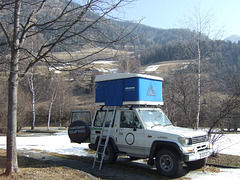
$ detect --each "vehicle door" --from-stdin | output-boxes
[90,109,117,143]
[116,110,145,156]
[71,110,92,124]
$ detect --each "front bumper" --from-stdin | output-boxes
[183,148,212,162]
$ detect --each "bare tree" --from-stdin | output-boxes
[5,0,21,175]
[0,0,136,175]
[27,68,36,130]
[180,4,217,129]
[46,74,68,130]
[119,54,141,73]
[165,68,199,128]
[47,89,57,130]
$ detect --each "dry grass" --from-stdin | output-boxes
[1,147,240,180]
[0,149,92,180]
[208,153,240,167]
[52,48,129,61]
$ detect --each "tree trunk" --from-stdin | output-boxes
[6,0,21,175]
[28,71,36,130]
[47,101,53,131]
[47,92,56,131]
[196,36,201,130]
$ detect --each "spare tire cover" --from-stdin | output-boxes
[68,120,90,143]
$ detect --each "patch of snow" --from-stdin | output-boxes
[54,70,61,74]
[212,134,240,156]
[1,133,240,156]
[180,64,189,70]
[145,65,160,71]
[93,61,115,64]
[0,133,240,178]
[96,68,118,73]
[0,133,89,156]
[184,168,240,179]
[145,61,193,72]
[65,78,74,82]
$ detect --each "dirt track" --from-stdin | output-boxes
[17,149,177,180]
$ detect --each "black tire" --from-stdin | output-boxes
[98,144,117,164]
[68,120,90,143]
[155,149,183,177]
[186,158,207,170]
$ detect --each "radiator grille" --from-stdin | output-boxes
[192,135,208,144]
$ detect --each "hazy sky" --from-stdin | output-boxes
[114,0,240,39]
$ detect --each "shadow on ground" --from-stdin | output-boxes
[17,150,191,180]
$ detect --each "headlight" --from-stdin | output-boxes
[178,137,192,146]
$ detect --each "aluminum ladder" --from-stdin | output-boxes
[92,106,116,170]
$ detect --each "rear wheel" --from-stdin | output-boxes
[155,149,183,177]
[98,144,117,164]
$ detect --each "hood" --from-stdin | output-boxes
[148,125,207,138]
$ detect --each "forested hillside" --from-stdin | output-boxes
[0,0,240,132]
[140,40,240,69]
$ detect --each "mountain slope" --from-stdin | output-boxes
[0,0,196,52]
[224,35,240,43]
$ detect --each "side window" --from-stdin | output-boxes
[94,110,114,127]
[120,111,142,129]
[71,111,92,124]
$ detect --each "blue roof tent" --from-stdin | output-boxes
[95,73,164,106]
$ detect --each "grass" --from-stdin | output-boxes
[208,153,240,167]
[0,149,93,180]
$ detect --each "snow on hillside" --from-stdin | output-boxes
[145,65,161,71]
[144,60,193,73]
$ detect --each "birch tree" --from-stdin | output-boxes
[0,0,136,175]
[27,68,36,130]
[47,89,57,131]
[181,5,216,129]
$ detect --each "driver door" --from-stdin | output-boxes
[116,110,145,155]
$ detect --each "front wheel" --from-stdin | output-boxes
[98,144,117,164]
[155,149,183,177]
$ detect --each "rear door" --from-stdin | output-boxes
[90,109,117,144]
[71,110,92,124]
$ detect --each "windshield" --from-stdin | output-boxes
[137,109,172,128]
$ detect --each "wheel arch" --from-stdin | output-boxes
[148,140,183,166]
[94,136,119,153]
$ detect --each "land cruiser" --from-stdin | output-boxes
[68,73,212,177]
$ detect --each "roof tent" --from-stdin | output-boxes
[95,73,163,106]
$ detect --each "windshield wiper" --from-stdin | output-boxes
[151,124,162,128]
[163,124,172,127]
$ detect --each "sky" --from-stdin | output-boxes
[113,0,240,39]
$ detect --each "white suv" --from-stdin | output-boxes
[68,106,212,177]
